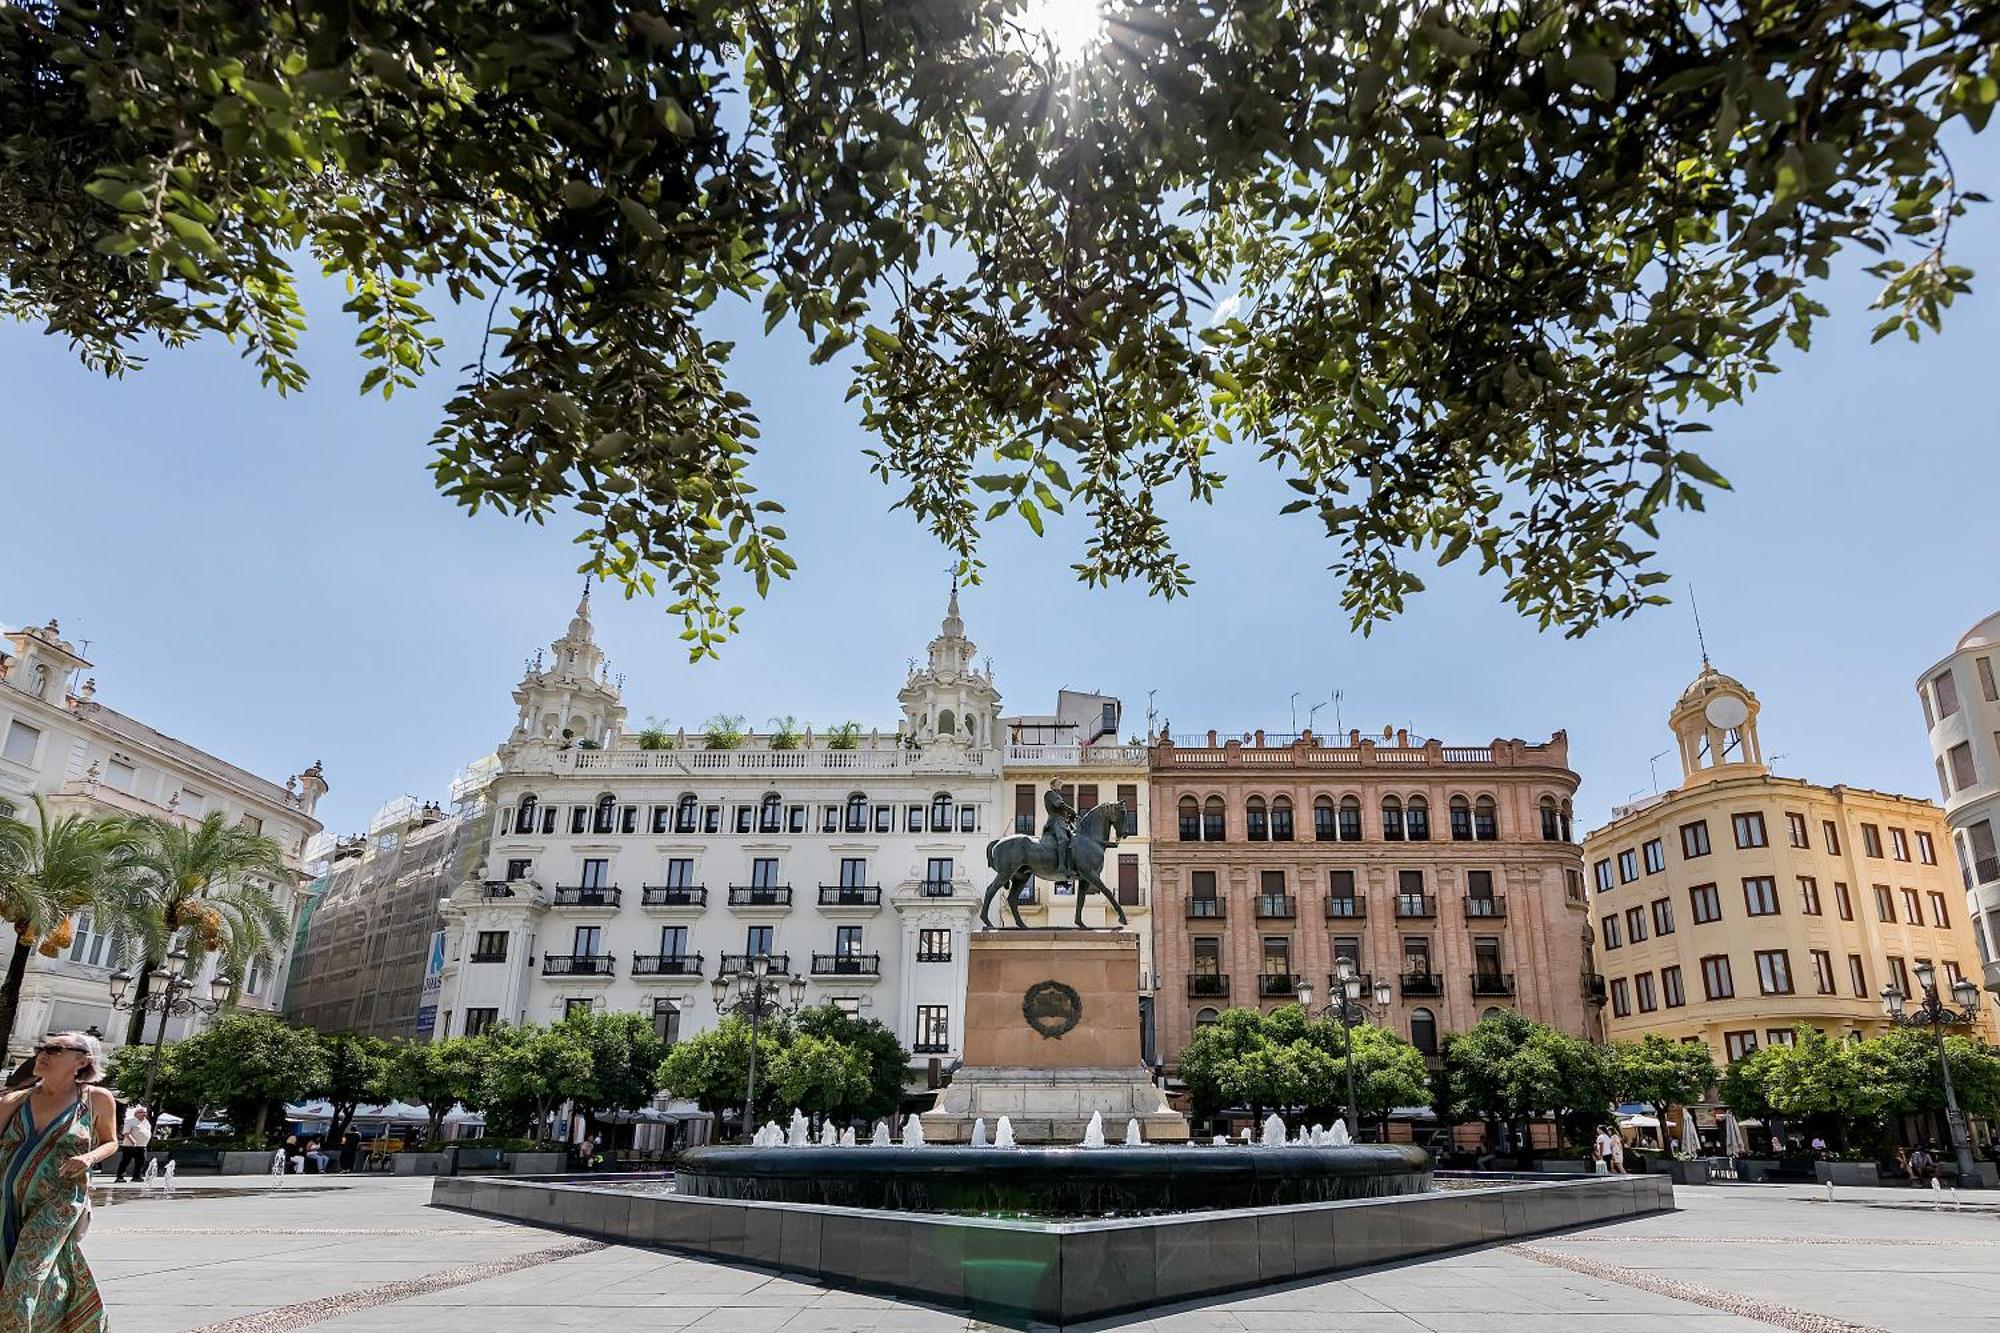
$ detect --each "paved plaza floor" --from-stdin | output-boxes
[78,1174,2000,1333]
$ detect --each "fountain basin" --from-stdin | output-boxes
[672,1143,1430,1214]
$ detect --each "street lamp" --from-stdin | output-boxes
[1296,959,1395,1140]
[710,953,807,1142]
[109,948,234,1115]
[1881,959,1984,1187]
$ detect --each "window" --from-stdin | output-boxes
[564,997,593,1019]
[1540,798,1565,841]
[1785,813,1809,849]
[1409,1007,1438,1055]
[1890,828,1911,862]
[1949,742,1978,794]
[1861,823,1883,858]
[746,925,775,957]
[652,999,682,1045]
[1610,978,1631,1017]
[1,720,40,765]
[1403,936,1432,977]
[463,1008,499,1037]
[1326,869,1359,916]
[1811,950,1835,995]
[659,926,688,957]
[669,794,696,833]
[1192,937,1221,978]
[1822,820,1841,855]
[1701,954,1734,999]
[1624,905,1647,944]
[1270,797,1294,842]
[1203,797,1226,841]
[1918,831,1936,865]
[1381,798,1404,841]
[915,1005,951,1054]
[1405,797,1429,841]
[1332,936,1362,974]
[1315,798,1338,842]
[1642,839,1665,875]
[506,858,533,882]
[1742,877,1779,916]
[926,856,954,890]
[1340,797,1364,841]
[579,858,610,889]
[1902,887,1921,924]
[472,931,508,962]
[1194,1007,1220,1030]
[835,925,864,957]
[1848,954,1867,997]
[1566,868,1586,904]
[874,804,893,833]
[1834,881,1853,920]
[1178,797,1200,842]
[1732,812,1768,849]
[1765,1028,1797,1048]
[663,857,695,888]
[839,857,868,888]
[1788,876,1818,915]
[1474,797,1498,841]
[845,793,868,833]
[930,792,954,832]
[1889,956,1911,997]
[1724,1031,1759,1062]
[1116,785,1138,835]
[1935,669,1962,719]
[1929,891,1951,928]
[1593,860,1614,892]
[592,794,617,834]
[1118,854,1140,906]
[1874,885,1895,922]
[1601,914,1622,949]
[1262,936,1292,980]
[1190,870,1219,910]
[1246,796,1269,842]
[918,929,952,962]
[1629,971,1654,1012]
[1661,965,1685,1007]
[513,794,538,834]
[1652,897,1675,935]
[572,924,603,956]
[732,804,753,834]
[1681,821,1711,859]
[1449,797,1472,841]
[1755,950,1793,995]
[1617,849,1638,883]
[1946,960,1966,988]
[1690,883,1722,924]
[1980,657,2000,703]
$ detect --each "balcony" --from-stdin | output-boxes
[913,1040,951,1055]
[632,953,703,977]
[1471,972,1516,997]
[1015,814,1035,834]
[817,885,882,907]
[641,884,707,907]
[728,884,794,907]
[1188,974,1230,998]
[1185,895,1225,919]
[919,879,955,898]
[1399,971,1444,997]
[1258,972,1297,998]
[1394,893,1436,919]
[552,885,621,908]
[1463,894,1508,919]
[468,950,508,964]
[811,952,882,976]
[1327,970,1373,996]
[542,953,615,977]
[1584,972,1608,1004]
[1975,855,2000,885]
[718,952,792,976]
[480,881,523,899]
[1324,895,1365,920]
[1255,895,1295,919]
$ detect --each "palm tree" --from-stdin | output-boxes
[0,797,131,1057]
[107,812,291,1047]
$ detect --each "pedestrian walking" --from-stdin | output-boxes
[112,1106,152,1183]
[0,1031,116,1330]
[1592,1125,1616,1175]
[1609,1130,1627,1174]
[338,1131,359,1174]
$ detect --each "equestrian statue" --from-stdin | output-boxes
[979,786,1129,930]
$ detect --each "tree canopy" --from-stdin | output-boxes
[6,1,1992,653]
[1442,1009,1613,1131]
[1177,1005,1427,1122]
[1609,1032,1717,1132]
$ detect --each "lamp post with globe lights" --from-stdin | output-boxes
[108,947,233,1115]
[1296,959,1396,1140]
[709,954,807,1142]
[1881,959,1983,1186]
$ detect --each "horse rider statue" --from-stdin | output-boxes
[980,789,1128,931]
[1042,785,1079,880]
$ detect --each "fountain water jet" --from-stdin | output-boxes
[871,1121,891,1147]
[901,1115,926,1148]
[994,1116,1016,1148]
[1260,1113,1288,1147]
[840,1127,857,1147]
[788,1110,811,1147]
[819,1120,837,1148]
[1329,1120,1353,1146]
[1125,1118,1142,1146]
[970,1117,989,1147]
[1080,1111,1106,1148]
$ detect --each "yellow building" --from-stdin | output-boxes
[1584,663,1998,1066]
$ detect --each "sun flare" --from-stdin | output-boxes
[1016,0,1106,62]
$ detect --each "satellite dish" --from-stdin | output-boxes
[1381,725,1394,740]
[1704,694,1749,730]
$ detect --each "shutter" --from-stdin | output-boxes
[1117,854,1140,905]
[1116,783,1137,808]
[1078,784,1099,810]
[1060,784,1076,807]
[1015,784,1036,818]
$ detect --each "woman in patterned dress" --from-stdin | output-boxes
[0,1031,116,1332]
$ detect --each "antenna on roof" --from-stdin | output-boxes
[1690,585,1711,668]
[1647,750,1668,793]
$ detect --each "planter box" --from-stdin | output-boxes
[1974,1161,1999,1188]
[159,1146,223,1173]
[1656,1159,1711,1185]
[1734,1157,1778,1182]
[1532,1160,1589,1174]
[508,1152,569,1174]
[220,1150,287,1175]
[1814,1161,1880,1186]
[393,1152,454,1176]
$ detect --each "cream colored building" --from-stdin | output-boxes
[1915,611,2000,992]
[1585,663,1996,1067]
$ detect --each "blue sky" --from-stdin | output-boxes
[5,132,1996,839]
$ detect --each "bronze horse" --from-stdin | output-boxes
[979,801,1128,930]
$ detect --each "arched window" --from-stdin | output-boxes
[675,792,698,833]
[1178,796,1201,842]
[1381,797,1405,841]
[846,792,869,833]
[1410,1007,1438,1056]
[1202,796,1226,842]
[1481,1007,1503,1023]
[1540,796,1562,841]
[514,794,538,836]
[1270,796,1294,842]
[759,792,782,833]
[1449,795,1472,841]
[1406,795,1430,842]
[930,791,954,830]
[1245,796,1269,842]
[1474,796,1498,841]
[1339,796,1363,841]
[1195,1007,1221,1030]
[938,709,956,734]
[593,793,617,834]
[1313,796,1336,842]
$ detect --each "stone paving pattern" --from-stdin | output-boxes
[79,1176,2000,1333]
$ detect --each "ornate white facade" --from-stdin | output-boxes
[435,589,1005,1068]
[1917,612,2000,992]
[0,616,325,1062]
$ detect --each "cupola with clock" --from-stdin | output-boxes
[1668,662,1766,784]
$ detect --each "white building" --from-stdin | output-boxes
[1917,611,2000,991]
[436,588,1005,1077]
[0,617,325,1061]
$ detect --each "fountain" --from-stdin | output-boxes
[870,1121,891,1147]
[787,1110,811,1148]
[269,1148,286,1176]
[818,1120,837,1148]
[1260,1114,1288,1147]
[141,1157,158,1185]
[1329,1120,1353,1146]
[970,1117,988,1147]
[1125,1118,1142,1147]
[162,1161,176,1186]
[839,1127,856,1147]
[900,1115,925,1148]
[1079,1111,1106,1148]
[993,1116,1016,1148]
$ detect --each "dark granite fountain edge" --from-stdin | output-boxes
[429,1171,1674,1324]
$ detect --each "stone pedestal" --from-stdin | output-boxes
[922,929,1189,1143]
